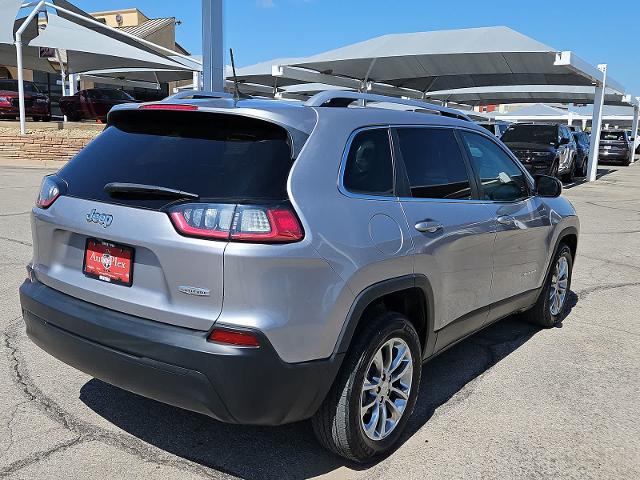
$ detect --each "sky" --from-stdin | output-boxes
[74,0,640,95]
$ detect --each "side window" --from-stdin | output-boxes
[343,129,394,196]
[460,131,529,202]
[395,128,472,200]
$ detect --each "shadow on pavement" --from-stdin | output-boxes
[80,306,573,479]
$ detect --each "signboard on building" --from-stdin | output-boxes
[38,47,56,58]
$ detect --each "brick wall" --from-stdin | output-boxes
[0,135,94,161]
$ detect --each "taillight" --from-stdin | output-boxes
[208,328,260,347]
[36,175,62,208]
[168,203,304,243]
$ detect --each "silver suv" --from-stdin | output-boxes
[20,91,579,462]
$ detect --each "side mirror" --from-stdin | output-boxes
[535,175,562,198]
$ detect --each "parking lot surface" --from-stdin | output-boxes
[1,160,639,479]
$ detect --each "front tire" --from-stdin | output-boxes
[312,312,422,462]
[522,243,573,328]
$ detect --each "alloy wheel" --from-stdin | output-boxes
[360,338,413,441]
[549,256,569,316]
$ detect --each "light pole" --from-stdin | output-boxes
[201,0,224,91]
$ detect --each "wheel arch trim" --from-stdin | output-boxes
[333,274,436,358]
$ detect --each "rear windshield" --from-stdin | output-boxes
[601,131,625,141]
[58,111,297,210]
[501,124,557,144]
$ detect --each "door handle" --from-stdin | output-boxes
[496,215,515,226]
[415,220,443,233]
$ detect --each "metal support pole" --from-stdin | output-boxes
[192,71,201,90]
[631,102,639,163]
[202,0,224,91]
[15,40,26,134]
[586,64,607,182]
[56,50,67,122]
[69,73,76,96]
[15,0,46,135]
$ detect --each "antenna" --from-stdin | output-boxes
[229,48,241,100]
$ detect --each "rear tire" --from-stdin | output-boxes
[579,156,588,177]
[521,243,573,328]
[561,155,575,183]
[312,311,422,463]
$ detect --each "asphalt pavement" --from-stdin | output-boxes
[0,160,638,479]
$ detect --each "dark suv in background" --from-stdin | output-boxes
[59,88,138,122]
[598,130,633,165]
[571,130,590,177]
[501,123,579,182]
[477,120,511,137]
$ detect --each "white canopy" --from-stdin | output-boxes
[276,27,626,96]
[29,14,190,74]
[0,18,57,72]
[424,85,634,107]
[0,0,22,44]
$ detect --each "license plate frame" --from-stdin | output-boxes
[83,238,134,287]
[604,145,612,150]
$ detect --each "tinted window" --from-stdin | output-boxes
[343,129,394,196]
[601,131,625,141]
[95,89,135,100]
[59,110,299,210]
[460,131,529,202]
[395,128,472,200]
[0,79,17,92]
[502,124,558,144]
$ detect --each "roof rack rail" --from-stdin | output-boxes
[305,91,471,121]
[166,91,235,101]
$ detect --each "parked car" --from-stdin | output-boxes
[59,88,138,122]
[20,92,579,463]
[571,130,590,177]
[477,120,510,137]
[625,130,640,155]
[0,79,51,121]
[598,129,632,165]
[501,123,579,182]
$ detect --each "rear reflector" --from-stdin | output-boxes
[139,104,198,111]
[168,202,304,243]
[208,328,260,347]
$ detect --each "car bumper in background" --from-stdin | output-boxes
[20,279,342,426]
[599,150,629,161]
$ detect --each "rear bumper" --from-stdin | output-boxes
[20,279,342,425]
[598,150,629,161]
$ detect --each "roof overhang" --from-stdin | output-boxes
[423,85,633,107]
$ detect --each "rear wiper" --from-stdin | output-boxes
[104,182,199,200]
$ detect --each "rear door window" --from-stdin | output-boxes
[394,127,472,200]
[58,110,300,210]
[343,128,394,196]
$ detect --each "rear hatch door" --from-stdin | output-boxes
[32,108,300,330]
